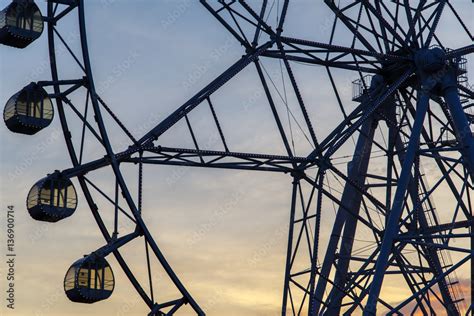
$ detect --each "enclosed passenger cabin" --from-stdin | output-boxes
[27,175,77,222]
[0,0,44,48]
[4,83,53,135]
[64,255,115,303]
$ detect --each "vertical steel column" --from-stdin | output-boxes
[394,136,458,315]
[441,70,474,314]
[311,113,378,315]
[364,89,430,315]
[308,172,325,315]
[441,71,474,180]
[324,114,379,315]
[282,178,300,315]
[471,220,474,314]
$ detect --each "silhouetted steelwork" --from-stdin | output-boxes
[2,0,473,315]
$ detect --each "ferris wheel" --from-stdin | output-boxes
[1,0,473,315]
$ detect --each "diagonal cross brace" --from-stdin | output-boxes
[364,89,430,316]
[136,41,274,146]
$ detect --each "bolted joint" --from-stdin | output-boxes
[317,156,333,173]
[111,231,118,241]
[103,154,112,163]
[269,34,278,44]
[82,76,89,86]
[245,46,255,54]
[290,170,305,181]
[134,225,145,236]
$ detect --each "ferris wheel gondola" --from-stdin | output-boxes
[2,0,473,315]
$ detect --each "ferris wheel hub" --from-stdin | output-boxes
[415,47,447,73]
[1,1,472,314]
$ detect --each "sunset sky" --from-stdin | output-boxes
[0,1,473,315]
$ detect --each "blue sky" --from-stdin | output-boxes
[1,1,473,315]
